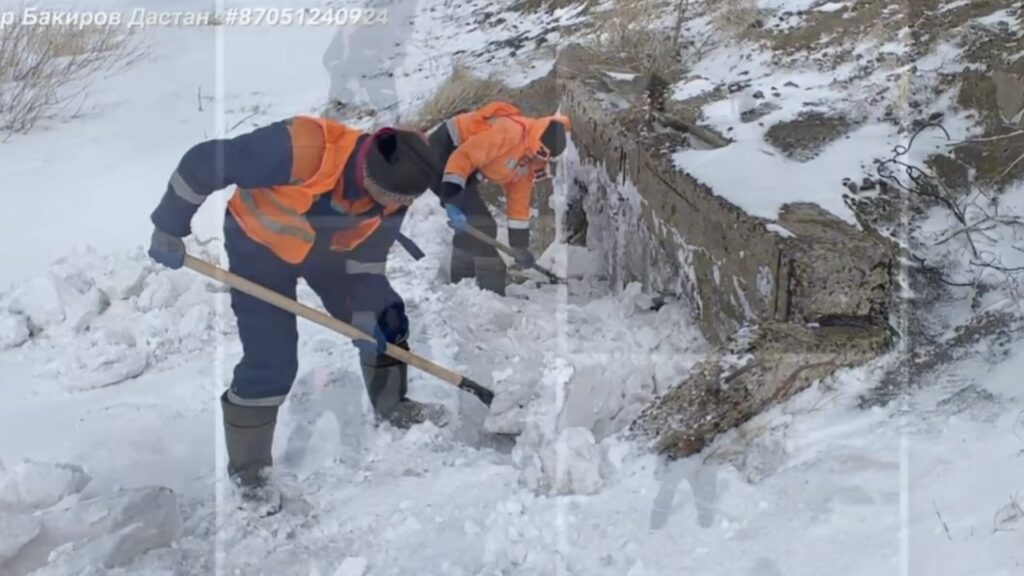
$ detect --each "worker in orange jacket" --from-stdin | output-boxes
[146,116,442,511]
[427,101,570,295]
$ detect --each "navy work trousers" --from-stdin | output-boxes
[223,212,405,406]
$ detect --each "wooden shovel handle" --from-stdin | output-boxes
[183,255,494,405]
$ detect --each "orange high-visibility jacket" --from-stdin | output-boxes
[441,102,571,228]
[226,117,402,264]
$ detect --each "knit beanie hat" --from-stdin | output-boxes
[363,128,442,207]
[540,120,567,158]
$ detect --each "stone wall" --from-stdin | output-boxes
[552,44,897,459]
[554,45,895,346]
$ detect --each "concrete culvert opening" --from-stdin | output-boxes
[548,41,898,460]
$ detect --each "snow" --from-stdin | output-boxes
[604,71,638,81]
[0,513,41,565]
[0,313,30,349]
[665,0,993,227]
[676,121,891,223]
[0,460,91,513]
[332,557,369,576]
[938,0,973,14]
[757,0,823,11]
[8,486,183,576]
[765,223,794,237]
[672,77,716,100]
[813,1,848,13]
[975,9,1020,30]
[0,0,1022,573]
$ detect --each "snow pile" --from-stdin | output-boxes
[0,513,42,566]
[0,460,92,513]
[0,242,233,393]
[0,459,182,575]
[511,425,605,495]
[10,487,183,576]
[454,278,705,440]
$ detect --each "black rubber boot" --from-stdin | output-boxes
[360,343,449,429]
[221,392,282,515]
[450,246,476,285]
[474,256,507,296]
[359,344,409,418]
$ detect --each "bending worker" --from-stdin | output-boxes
[428,101,570,295]
[146,116,443,504]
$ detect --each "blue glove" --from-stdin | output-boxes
[148,227,185,269]
[512,248,536,269]
[445,203,468,233]
[353,316,388,355]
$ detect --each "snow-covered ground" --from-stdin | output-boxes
[1,0,1022,574]
[668,1,1018,226]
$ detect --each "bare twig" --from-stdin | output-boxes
[955,129,1024,144]
[228,103,269,132]
[932,499,954,541]
[0,8,144,136]
[872,122,1024,288]
[670,0,689,52]
[997,150,1024,181]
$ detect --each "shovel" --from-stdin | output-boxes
[183,254,495,407]
[460,225,566,285]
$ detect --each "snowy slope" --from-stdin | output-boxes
[1,0,1023,574]
[665,0,1016,225]
[2,238,1021,575]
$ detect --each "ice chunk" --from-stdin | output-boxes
[599,437,633,481]
[65,287,110,333]
[7,276,66,333]
[0,460,92,513]
[95,260,150,302]
[8,486,182,575]
[510,425,546,491]
[136,273,187,311]
[539,427,603,495]
[0,512,41,564]
[0,313,31,349]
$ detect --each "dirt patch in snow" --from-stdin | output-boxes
[764,111,853,161]
[762,0,897,55]
[510,0,591,15]
[632,321,892,459]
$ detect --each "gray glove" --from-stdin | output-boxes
[148,227,186,269]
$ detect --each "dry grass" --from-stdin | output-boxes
[711,0,764,41]
[0,10,146,139]
[588,0,683,77]
[586,0,720,80]
[402,62,509,132]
